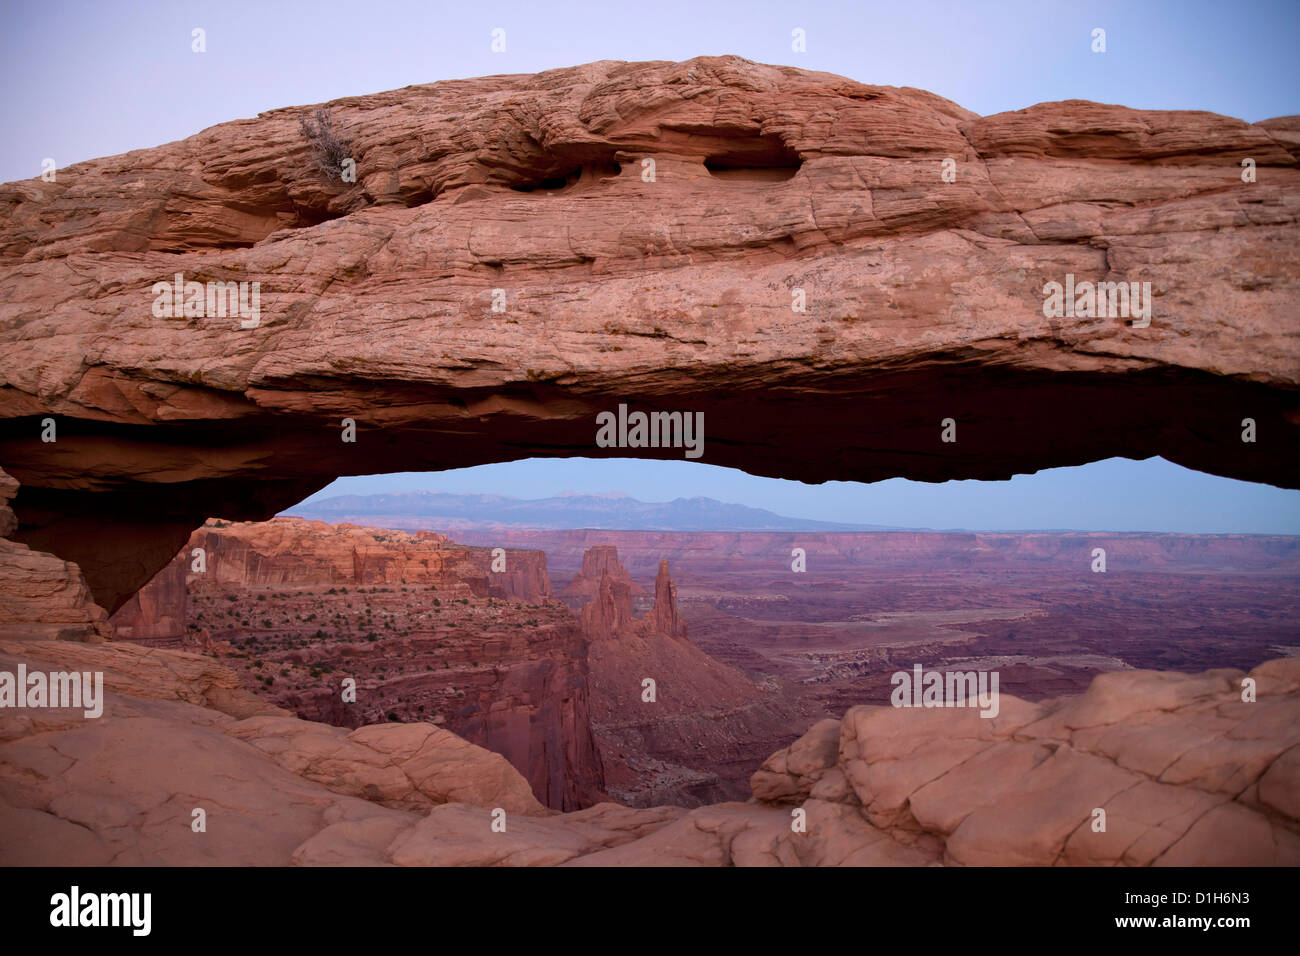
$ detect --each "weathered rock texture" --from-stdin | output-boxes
[109,556,188,642]
[0,57,1296,612]
[0,467,112,642]
[560,544,645,604]
[744,658,1300,866]
[107,516,601,810]
[3,633,1297,865]
[574,545,804,805]
[186,517,548,599]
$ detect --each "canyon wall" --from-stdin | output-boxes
[109,558,188,643]
[573,545,808,805]
[0,468,112,643]
[189,518,550,598]
[109,516,601,810]
[457,529,1300,580]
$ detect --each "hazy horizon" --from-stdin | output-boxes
[294,456,1300,535]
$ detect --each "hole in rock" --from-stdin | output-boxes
[100,456,1300,814]
[509,161,623,193]
[704,134,802,181]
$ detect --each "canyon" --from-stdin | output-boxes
[0,56,1297,868]
[113,517,602,811]
[102,511,1300,815]
[1,462,1297,864]
[109,516,812,809]
[456,528,1300,704]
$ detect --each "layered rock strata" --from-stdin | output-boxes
[0,57,1295,612]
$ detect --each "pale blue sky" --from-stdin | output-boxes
[301,458,1300,534]
[5,0,1298,531]
[4,0,1299,183]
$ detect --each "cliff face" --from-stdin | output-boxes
[0,468,112,642]
[1,57,1296,614]
[572,545,804,806]
[184,518,551,597]
[109,514,551,635]
[560,544,644,605]
[578,568,637,642]
[107,516,602,811]
[109,558,188,642]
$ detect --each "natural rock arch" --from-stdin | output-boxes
[0,56,1297,612]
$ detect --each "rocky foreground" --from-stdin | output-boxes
[0,469,1296,864]
[1,634,1296,865]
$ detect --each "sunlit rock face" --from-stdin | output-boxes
[1,56,1297,613]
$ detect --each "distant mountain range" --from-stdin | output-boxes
[285,491,913,532]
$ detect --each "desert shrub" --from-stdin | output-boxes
[299,108,352,182]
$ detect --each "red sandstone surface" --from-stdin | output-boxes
[0,466,1298,865]
[0,53,1297,868]
[0,57,1296,616]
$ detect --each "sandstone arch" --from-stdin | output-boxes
[0,56,1297,612]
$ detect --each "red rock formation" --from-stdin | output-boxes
[574,544,803,805]
[476,548,551,603]
[113,516,553,602]
[0,58,1296,613]
[7,628,1293,864]
[108,516,601,810]
[643,559,688,641]
[109,557,187,643]
[0,492,1297,863]
[578,568,636,642]
[574,549,687,643]
[0,468,112,642]
[188,519,482,593]
[561,545,644,604]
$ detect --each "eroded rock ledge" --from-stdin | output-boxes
[2,636,1296,865]
[0,466,1295,865]
[0,57,1296,611]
